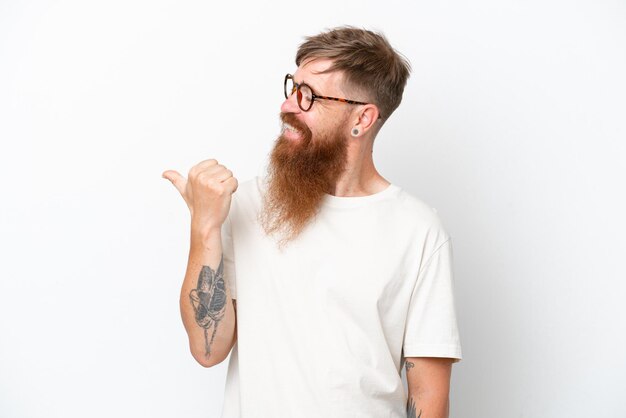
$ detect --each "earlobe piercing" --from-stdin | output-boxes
[351,128,360,137]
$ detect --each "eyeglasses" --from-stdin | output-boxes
[284,73,370,112]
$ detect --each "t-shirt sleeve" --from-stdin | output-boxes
[403,238,462,362]
[221,212,237,300]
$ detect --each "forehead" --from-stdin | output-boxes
[292,58,345,94]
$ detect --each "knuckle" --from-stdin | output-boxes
[200,177,214,188]
[208,182,225,196]
[198,175,220,191]
[189,164,201,178]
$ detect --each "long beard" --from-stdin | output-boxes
[259,112,348,247]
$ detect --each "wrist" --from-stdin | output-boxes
[190,222,222,246]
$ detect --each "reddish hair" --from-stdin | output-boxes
[296,26,411,122]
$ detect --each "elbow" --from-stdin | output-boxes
[192,353,217,368]
[188,331,236,368]
[195,356,214,368]
[191,348,226,368]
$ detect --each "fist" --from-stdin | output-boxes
[162,159,238,233]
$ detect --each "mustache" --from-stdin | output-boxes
[280,112,312,136]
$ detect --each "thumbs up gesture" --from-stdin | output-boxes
[162,159,238,236]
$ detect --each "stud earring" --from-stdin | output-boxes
[351,128,360,137]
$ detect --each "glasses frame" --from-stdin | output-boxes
[284,73,371,112]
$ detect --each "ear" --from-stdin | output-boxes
[351,104,380,137]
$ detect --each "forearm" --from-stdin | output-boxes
[179,227,236,367]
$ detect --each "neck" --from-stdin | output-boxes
[328,136,389,197]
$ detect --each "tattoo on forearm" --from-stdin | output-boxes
[406,396,422,418]
[405,360,420,418]
[189,255,227,358]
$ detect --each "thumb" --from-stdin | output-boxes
[162,170,186,196]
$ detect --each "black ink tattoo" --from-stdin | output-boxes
[189,256,227,358]
[406,396,422,418]
[405,360,420,418]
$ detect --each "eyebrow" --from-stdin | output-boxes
[295,76,321,94]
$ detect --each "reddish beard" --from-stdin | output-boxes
[259,112,348,247]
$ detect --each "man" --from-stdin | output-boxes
[163,26,462,418]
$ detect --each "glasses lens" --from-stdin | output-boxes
[298,84,313,111]
[284,76,294,99]
[284,75,313,111]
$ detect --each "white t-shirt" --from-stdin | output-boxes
[220,176,462,418]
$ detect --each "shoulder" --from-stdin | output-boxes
[393,187,448,229]
[384,186,452,253]
[395,189,440,220]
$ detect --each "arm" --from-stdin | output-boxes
[163,159,239,368]
[404,357,454,418]
[179,227,237,367]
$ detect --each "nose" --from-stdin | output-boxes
[281,90,301,114]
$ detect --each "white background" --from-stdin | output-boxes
[1,0,625,417]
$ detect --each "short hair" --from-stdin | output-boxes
[295,26,411,122]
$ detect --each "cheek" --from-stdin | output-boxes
[308,114,332,134]
[322,118,348,137]
[301,113,316,129]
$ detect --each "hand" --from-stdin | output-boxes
[162,159,238,234]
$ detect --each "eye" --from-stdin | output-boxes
[300,85,313,102]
